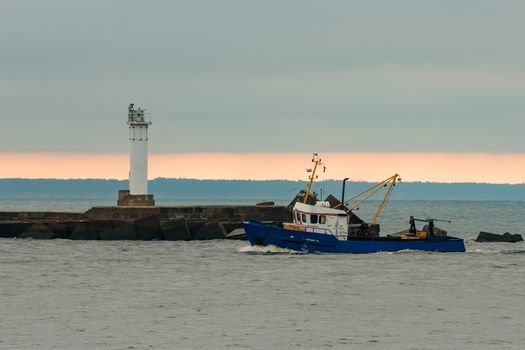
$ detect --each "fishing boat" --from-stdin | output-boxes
[243,154,465,253]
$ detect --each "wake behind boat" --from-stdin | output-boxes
[243,154,465,254]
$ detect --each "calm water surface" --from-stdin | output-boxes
[0,200,524,349]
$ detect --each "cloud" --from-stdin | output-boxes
[1,1,525,154]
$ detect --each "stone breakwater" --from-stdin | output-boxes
[0,205,291,241]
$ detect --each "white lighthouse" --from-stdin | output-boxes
[117,103,155,206]
[128,103,151,194]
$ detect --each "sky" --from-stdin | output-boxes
[1,1,525,182]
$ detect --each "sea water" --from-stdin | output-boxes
[0,200,524,349]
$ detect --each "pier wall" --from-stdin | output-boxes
[86,205,290,222]
[0,205,291,241]
[0,211,87,222]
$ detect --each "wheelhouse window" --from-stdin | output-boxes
[301,213,307,223]
[319,215,326,224]
[310,215,318,224]
[295,212,301,222]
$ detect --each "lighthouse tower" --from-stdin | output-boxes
[128,103,151,194]
[117,103,155,206]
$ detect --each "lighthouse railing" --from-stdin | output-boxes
[128,113,152,124]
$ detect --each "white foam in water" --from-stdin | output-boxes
[468,248,498,254]
[381,249,428,255]
[466,240,525,254]
[238,244,302,254]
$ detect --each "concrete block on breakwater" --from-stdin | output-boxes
[18,223,57,239]
[135,216,163,240]
[476,231,523,243]
[160,219,191,241]
[194,222,226,240]
[0,222,29,238]
[99,224,138,240]
[70,222,99,240]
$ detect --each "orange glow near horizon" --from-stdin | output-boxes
[1,152,524,184]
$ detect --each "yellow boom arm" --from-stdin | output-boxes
[335,174,400,225]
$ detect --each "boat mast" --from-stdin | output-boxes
[304,153,321,204]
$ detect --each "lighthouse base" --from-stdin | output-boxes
[117,190,155,207]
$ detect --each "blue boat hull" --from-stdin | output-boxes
[243,221,465,253]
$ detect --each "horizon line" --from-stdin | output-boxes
[1,177,524,186]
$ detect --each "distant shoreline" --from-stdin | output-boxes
[1,178,524,201]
